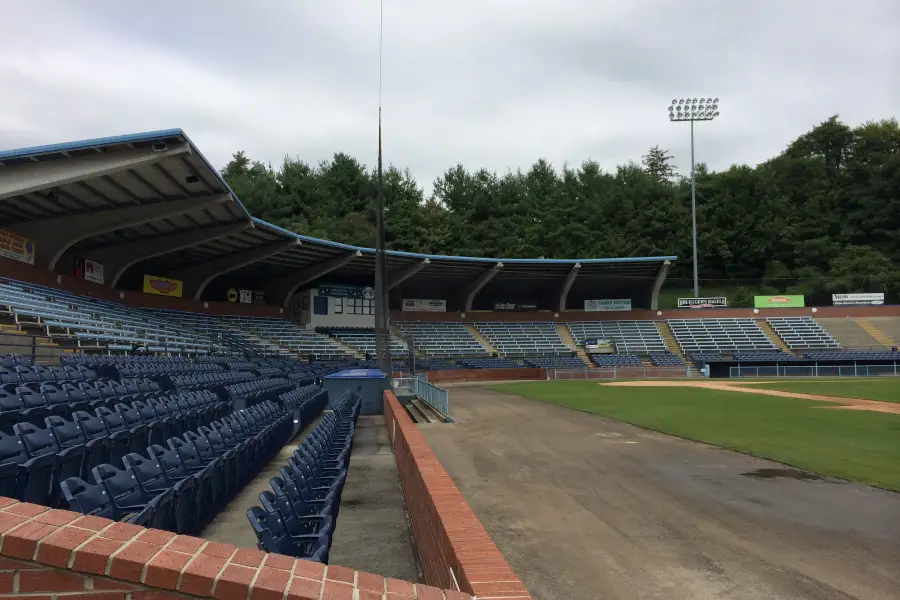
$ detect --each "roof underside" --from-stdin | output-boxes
[0,130,675,302]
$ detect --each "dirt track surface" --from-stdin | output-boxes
[420,388,900,600]
[606,380,900,414]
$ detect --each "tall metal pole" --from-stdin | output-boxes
[690,119,698,298]
[373,0,392,383]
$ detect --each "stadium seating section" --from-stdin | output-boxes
[474,322,571,357]
[803,350,899,361]
[223,317,354,360]
[668,318,775,352]
[567,321,667,353]
[456,357,522,369]
[766,317,840,349]
[649,352,684,366]
[524,356,586,368]
[394,322,489,357]
[317,327,408,358]
[732,351,801,362]
[589,353,643,367]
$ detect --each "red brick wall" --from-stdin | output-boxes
[424,368,545,384]
[0,497,470,600]
[384,391,533,599]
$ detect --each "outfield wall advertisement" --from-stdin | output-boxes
[585,299,632,312]
[754,295,805,308]
[0,230,35,265]
[677,297,727,309]
[143,274,183,298]
[402,299,446,312]
[832,293,885,306]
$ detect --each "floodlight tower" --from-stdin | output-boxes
[668,97,720,298]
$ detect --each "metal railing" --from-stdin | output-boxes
[730,362,900,378]
[393,374,450,415]
[548,366,694,380]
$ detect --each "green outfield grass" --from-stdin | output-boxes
[741,378,900,403]
[489,381,900,491]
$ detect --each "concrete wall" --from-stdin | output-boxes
[424,368,545,384]
[0,497,470,600]
[296,289,376,328]
[384,390,532,599]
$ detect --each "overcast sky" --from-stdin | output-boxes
[2,0,898,193]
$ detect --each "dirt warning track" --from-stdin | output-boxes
[605,380,900,414]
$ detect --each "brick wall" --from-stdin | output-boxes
[0,497,470,600]
[384,391,533,600]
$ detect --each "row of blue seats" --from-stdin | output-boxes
[457,357,521,369]
[0,355,33,368]
[0,388,232,508]
[224,378,296,404]
[589,353,643,367]
[650,352,684,366]
[247,390,361,563]
[168,371,254,391]
[0,365,97,385]
[525,356,586,368]
[61,395,315,535]
[804,350,899,360]
[732,352,800,362]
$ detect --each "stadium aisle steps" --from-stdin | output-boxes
[757,320,792,352]
[657,322,687,362]
[324,335,365,360]
[856,319,896,348]
[818,319,881,348]
[464,324,498,355]
[556,323,592,367]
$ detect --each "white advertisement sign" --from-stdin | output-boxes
[239,289,253,304]
[83,259,104,284]
[585,299,632,312]
[832,293,885,306]
[402,298,446,312]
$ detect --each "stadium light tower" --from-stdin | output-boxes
[669,97,720,298]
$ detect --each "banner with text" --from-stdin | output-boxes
[493,302,538,312]
[318,283,375,299]
[0,230,35,265]
[832,293,885,306]
[585,299,632,312]
[402,298,446,312]
[754,295,805,308]
[143,274,183,298]
[678,297,727,309]
[76,258,104,284]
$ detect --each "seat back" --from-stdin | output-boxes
[60,477,116,519]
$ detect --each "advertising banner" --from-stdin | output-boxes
[143,274,183,298]
[318,283,375,299]
[493,302,538,311]
[76,258,104,284]
[402,299,446,312]
[253,290,266,305]
[832,293,885,306]
[584,299,632,312]
[0,230,35,265]
[678,297,727,309]
[239,289,252,304]
[754,295,805,308]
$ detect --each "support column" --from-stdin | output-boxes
[168,239,299,300]
[461,262,503,312]
[650,260,672,310]
[265,250,362,308]
[557,262,581,312]
[387,258,429,290]
[5,193,231,270]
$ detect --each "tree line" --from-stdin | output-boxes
[221,115,900,306]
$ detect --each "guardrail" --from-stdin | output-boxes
[393,374,450,415]
[730,362,900,378]
[548,366,694,380]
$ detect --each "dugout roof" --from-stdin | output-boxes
[0,129,675,310]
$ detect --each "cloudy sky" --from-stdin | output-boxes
[2,0,898,192]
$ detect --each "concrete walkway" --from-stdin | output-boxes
[328,415,420,582]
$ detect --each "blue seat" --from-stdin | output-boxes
[0,390,24,434]
[246,505,328,562]
[259,489,332,540]
[19,387,51,427]
[14,422,84,507]
[123,451,195,534]
[94,407,133,465]
[92,464,174,530]
[114,403,149,454]
[60,477,116,519]
[47,415,109,478]
[0,429,55,504]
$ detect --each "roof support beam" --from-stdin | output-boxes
[461,262,503,312]
[86,222,252,288]
[0,144,191,201]
[649,260,672,310]
[5,193,231,271]
[557,262,581,312]
[168,239,299,300]
[387,258,429,290]
[266,251,362,308]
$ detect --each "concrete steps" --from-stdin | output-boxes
[657,321,687,363]
[466,324,498,355]
[856,319,895,348]
[556,323,593,366]
[757,320,791,352]
[818,318,882,348]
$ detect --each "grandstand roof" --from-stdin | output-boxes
[0,129,675,308]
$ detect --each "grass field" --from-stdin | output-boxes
[489,381,900,491]
[741,378,900,403]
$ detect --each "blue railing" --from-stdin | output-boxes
[730,362,900,378]
[410,375,450,415]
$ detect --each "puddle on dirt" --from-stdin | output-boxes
[742,468,822,481]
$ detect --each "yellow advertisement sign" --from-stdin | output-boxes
[0,229,35,265]
[143,274,183,298]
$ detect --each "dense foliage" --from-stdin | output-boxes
[221,116,900,305]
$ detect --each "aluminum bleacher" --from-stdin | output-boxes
[221,316,355,360]
[394,322,489,357]
[474,322,571,357]
[317,327,408,358]
[152,310,275,355]
[766,317,840,349]
[0,279,222,354]
[566,321,667,354]
[667,318,775,353]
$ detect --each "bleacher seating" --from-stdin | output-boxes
[566,321,667,353]
[690,352,728,364]
[317,327,408,358]
[474,322,571,357]
[414,359,457,371]
[668,318,775,352]
[588,354,643,367]
[153,310,273,355]
[456,357,522,369]
[732,351,801,362]
[222,317,355,360]
[394,322,488,357]
[650,352,684,366]
[803,350,899,361]
[247,389,360,563]
[524,356,586,368]
[766,317,840,349]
